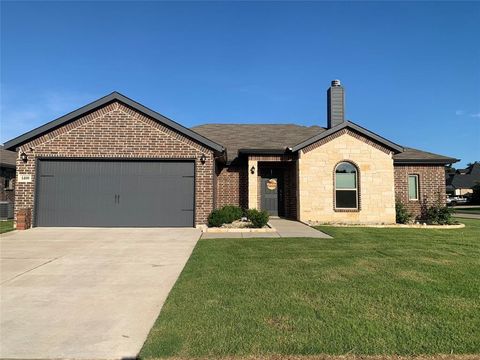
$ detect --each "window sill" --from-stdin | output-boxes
[334,208,360,212]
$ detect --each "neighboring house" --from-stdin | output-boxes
[0,147,16,220]
[0,147,16,203]
[5,80,458,229]
[446,162,480,196]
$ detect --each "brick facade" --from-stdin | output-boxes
[9,98,449,227]
[215,159,297,219]
[394,164,446,219]
[216,164,248,208]
[14,101,215,227]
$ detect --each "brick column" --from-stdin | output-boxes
[16,208,32,230]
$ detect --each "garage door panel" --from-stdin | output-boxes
[36,160,195,227]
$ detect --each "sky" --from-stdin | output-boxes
[1,1,479,167]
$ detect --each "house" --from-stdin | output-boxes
[5,80,458,229]
[446,162,480,196]
[0,147,16,219]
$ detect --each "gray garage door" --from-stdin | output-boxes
[35,160,195,227]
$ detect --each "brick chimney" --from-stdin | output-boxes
[327,79,345,128]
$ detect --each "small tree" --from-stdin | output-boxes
[445,164,456,175]
[425,205,455,225]
[424,192,456,225]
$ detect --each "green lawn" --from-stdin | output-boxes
[0,220,14,234]
[140,220,480,358]
[454,207,480,214]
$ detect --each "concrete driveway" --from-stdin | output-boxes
[0,227,200,359]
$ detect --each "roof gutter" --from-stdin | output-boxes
[394,158,459,165]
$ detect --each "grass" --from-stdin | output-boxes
[140,219,480,358]
[0,220,14,234]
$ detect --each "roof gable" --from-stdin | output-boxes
[291,121,404,153]
[4,92,224,152]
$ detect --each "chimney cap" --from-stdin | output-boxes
[331,79,341,87]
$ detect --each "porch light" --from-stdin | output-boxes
[250,165,255,174]
[200,154,207,164]
[20,152,28,163]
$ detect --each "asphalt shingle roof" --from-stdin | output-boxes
[0,148,17,167]
[191,123,457,164]
[392,147,458,163]
[446,163,480,189]
[191,124,325,162]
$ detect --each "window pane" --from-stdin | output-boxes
[336,190,357,208]
[336,173,356,189]
[336,162,356,174]
[408,175,418,200]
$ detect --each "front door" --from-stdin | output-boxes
[261,177,279,216]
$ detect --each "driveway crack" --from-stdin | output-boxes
[0,257,60,285]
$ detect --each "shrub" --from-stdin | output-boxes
[221,205,243,222]
[246,209,269,228]
[395,202,413,224]
[207,209,226,227]
[207,205,243,227]
[425,204,455,225]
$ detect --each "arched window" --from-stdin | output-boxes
[335,162,358,209]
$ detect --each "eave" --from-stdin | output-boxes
[4,92,225,153]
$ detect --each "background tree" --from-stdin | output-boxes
[471,182,480,205]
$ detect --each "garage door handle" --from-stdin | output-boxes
[117,194,120,204]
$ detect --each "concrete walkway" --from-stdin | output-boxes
[201,218,331,239]
[453,213,480,220]
[0,227,200,360]
[269,218,332,238]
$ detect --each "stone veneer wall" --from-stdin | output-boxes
[297,130,396,224]
[394,164,446,219]
[14,101,215,227]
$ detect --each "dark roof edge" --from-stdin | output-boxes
[291,120,404,153]
[394,158,459,165]
[0,163,16,169]
[238,148,287,155]
[4,91,224,153]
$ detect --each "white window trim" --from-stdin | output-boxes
[334,163,359,210]
[408,174,419,201]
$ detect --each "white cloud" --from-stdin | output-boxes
[0,89,95,144]
[469,112,480,118]
[456,110,465,116]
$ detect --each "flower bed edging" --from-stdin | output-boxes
[203,223,277,233]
